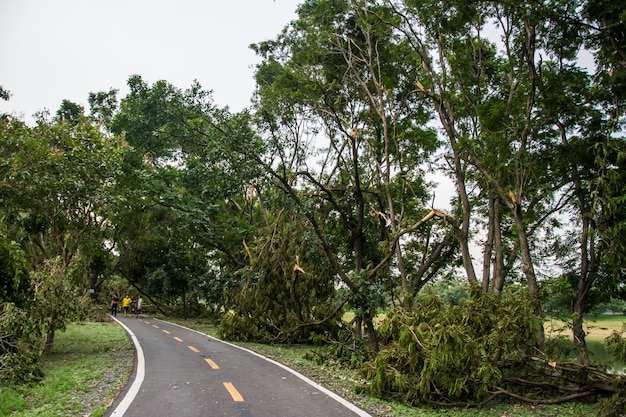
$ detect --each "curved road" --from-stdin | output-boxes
[105,315,371,417]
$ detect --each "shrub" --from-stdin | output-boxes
[359,287,544,405]
[0,303,44,384]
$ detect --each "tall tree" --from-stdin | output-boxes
[373,0,625,356]
[371,0,594,315]
[1,113,122,268]
[108,76,262,314]
[0,112,124,353]
[249,0,447,351]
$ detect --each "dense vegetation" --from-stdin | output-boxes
[1,0,626,415]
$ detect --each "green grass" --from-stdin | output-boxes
[0,321,133,417]
[587,340,626,372]
[546,313,626,371]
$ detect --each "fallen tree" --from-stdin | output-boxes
[359,287,626,417]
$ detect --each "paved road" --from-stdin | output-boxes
[105,315,371,417]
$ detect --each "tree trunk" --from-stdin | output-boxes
[512,206,544,343]
[482,196,496,293]
[364,311,379,354]
[453,150,478,286]
[354,316,363,340]
[572,296,589,365]
[43,324,55,355]
[572,213,594,364]
[492,198,505,292]
[396,243,409,294]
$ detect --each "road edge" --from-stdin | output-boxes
[106,315,146,417]
[159,318,372,417]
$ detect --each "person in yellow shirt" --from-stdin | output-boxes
[122,295,132,317]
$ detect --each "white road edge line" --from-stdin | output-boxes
[159,318,372,417]
[109,316,145,417]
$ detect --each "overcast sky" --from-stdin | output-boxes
[0,0,302,122]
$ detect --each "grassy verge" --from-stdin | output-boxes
[0,320,133,417]
[163,317,598,417]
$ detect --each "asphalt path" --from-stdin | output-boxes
[105,315,371,417]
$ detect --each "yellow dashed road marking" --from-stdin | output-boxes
[223,382,244,402]
[187,345,199,353]
[204,358,219,369]
[173,336,183,342]
[162,330,171,335]
[152,325,159,329]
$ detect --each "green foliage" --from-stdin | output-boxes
[0,114,125,279]
[0,86,10,102]
[594,392,626,417]
[309,327,370,369]
[218,312,258,343]
[360,287,543,404]
[0,303,44,384]
[605,323,626,363]
[107,76,264,317]
[55,99,84,124]
[1,256,90,384]
[541,274,578,316]
[219,210,344,344]
[0,321,133,417]
[88,88,118,128]
[594,298,626,316]
[0,234,30,308]
[31,257,88,352]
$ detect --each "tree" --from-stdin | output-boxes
[528,0,626,359]
[249,0,452,352]
[583,0,626,292]
[31,257,87,354]
[107,76,262,315]
[220,205,344,343]
[88,88,118,130]
[0,112,125,355]
[366,2,623,354]
[55,99,84,124]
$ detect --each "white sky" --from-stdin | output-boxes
[0,0,458,209]
[0,0,302,121]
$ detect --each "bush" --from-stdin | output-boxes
[605,323,626,363]
[218,311,259,342]
[0,303,44,384]
[359,287,544,405]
